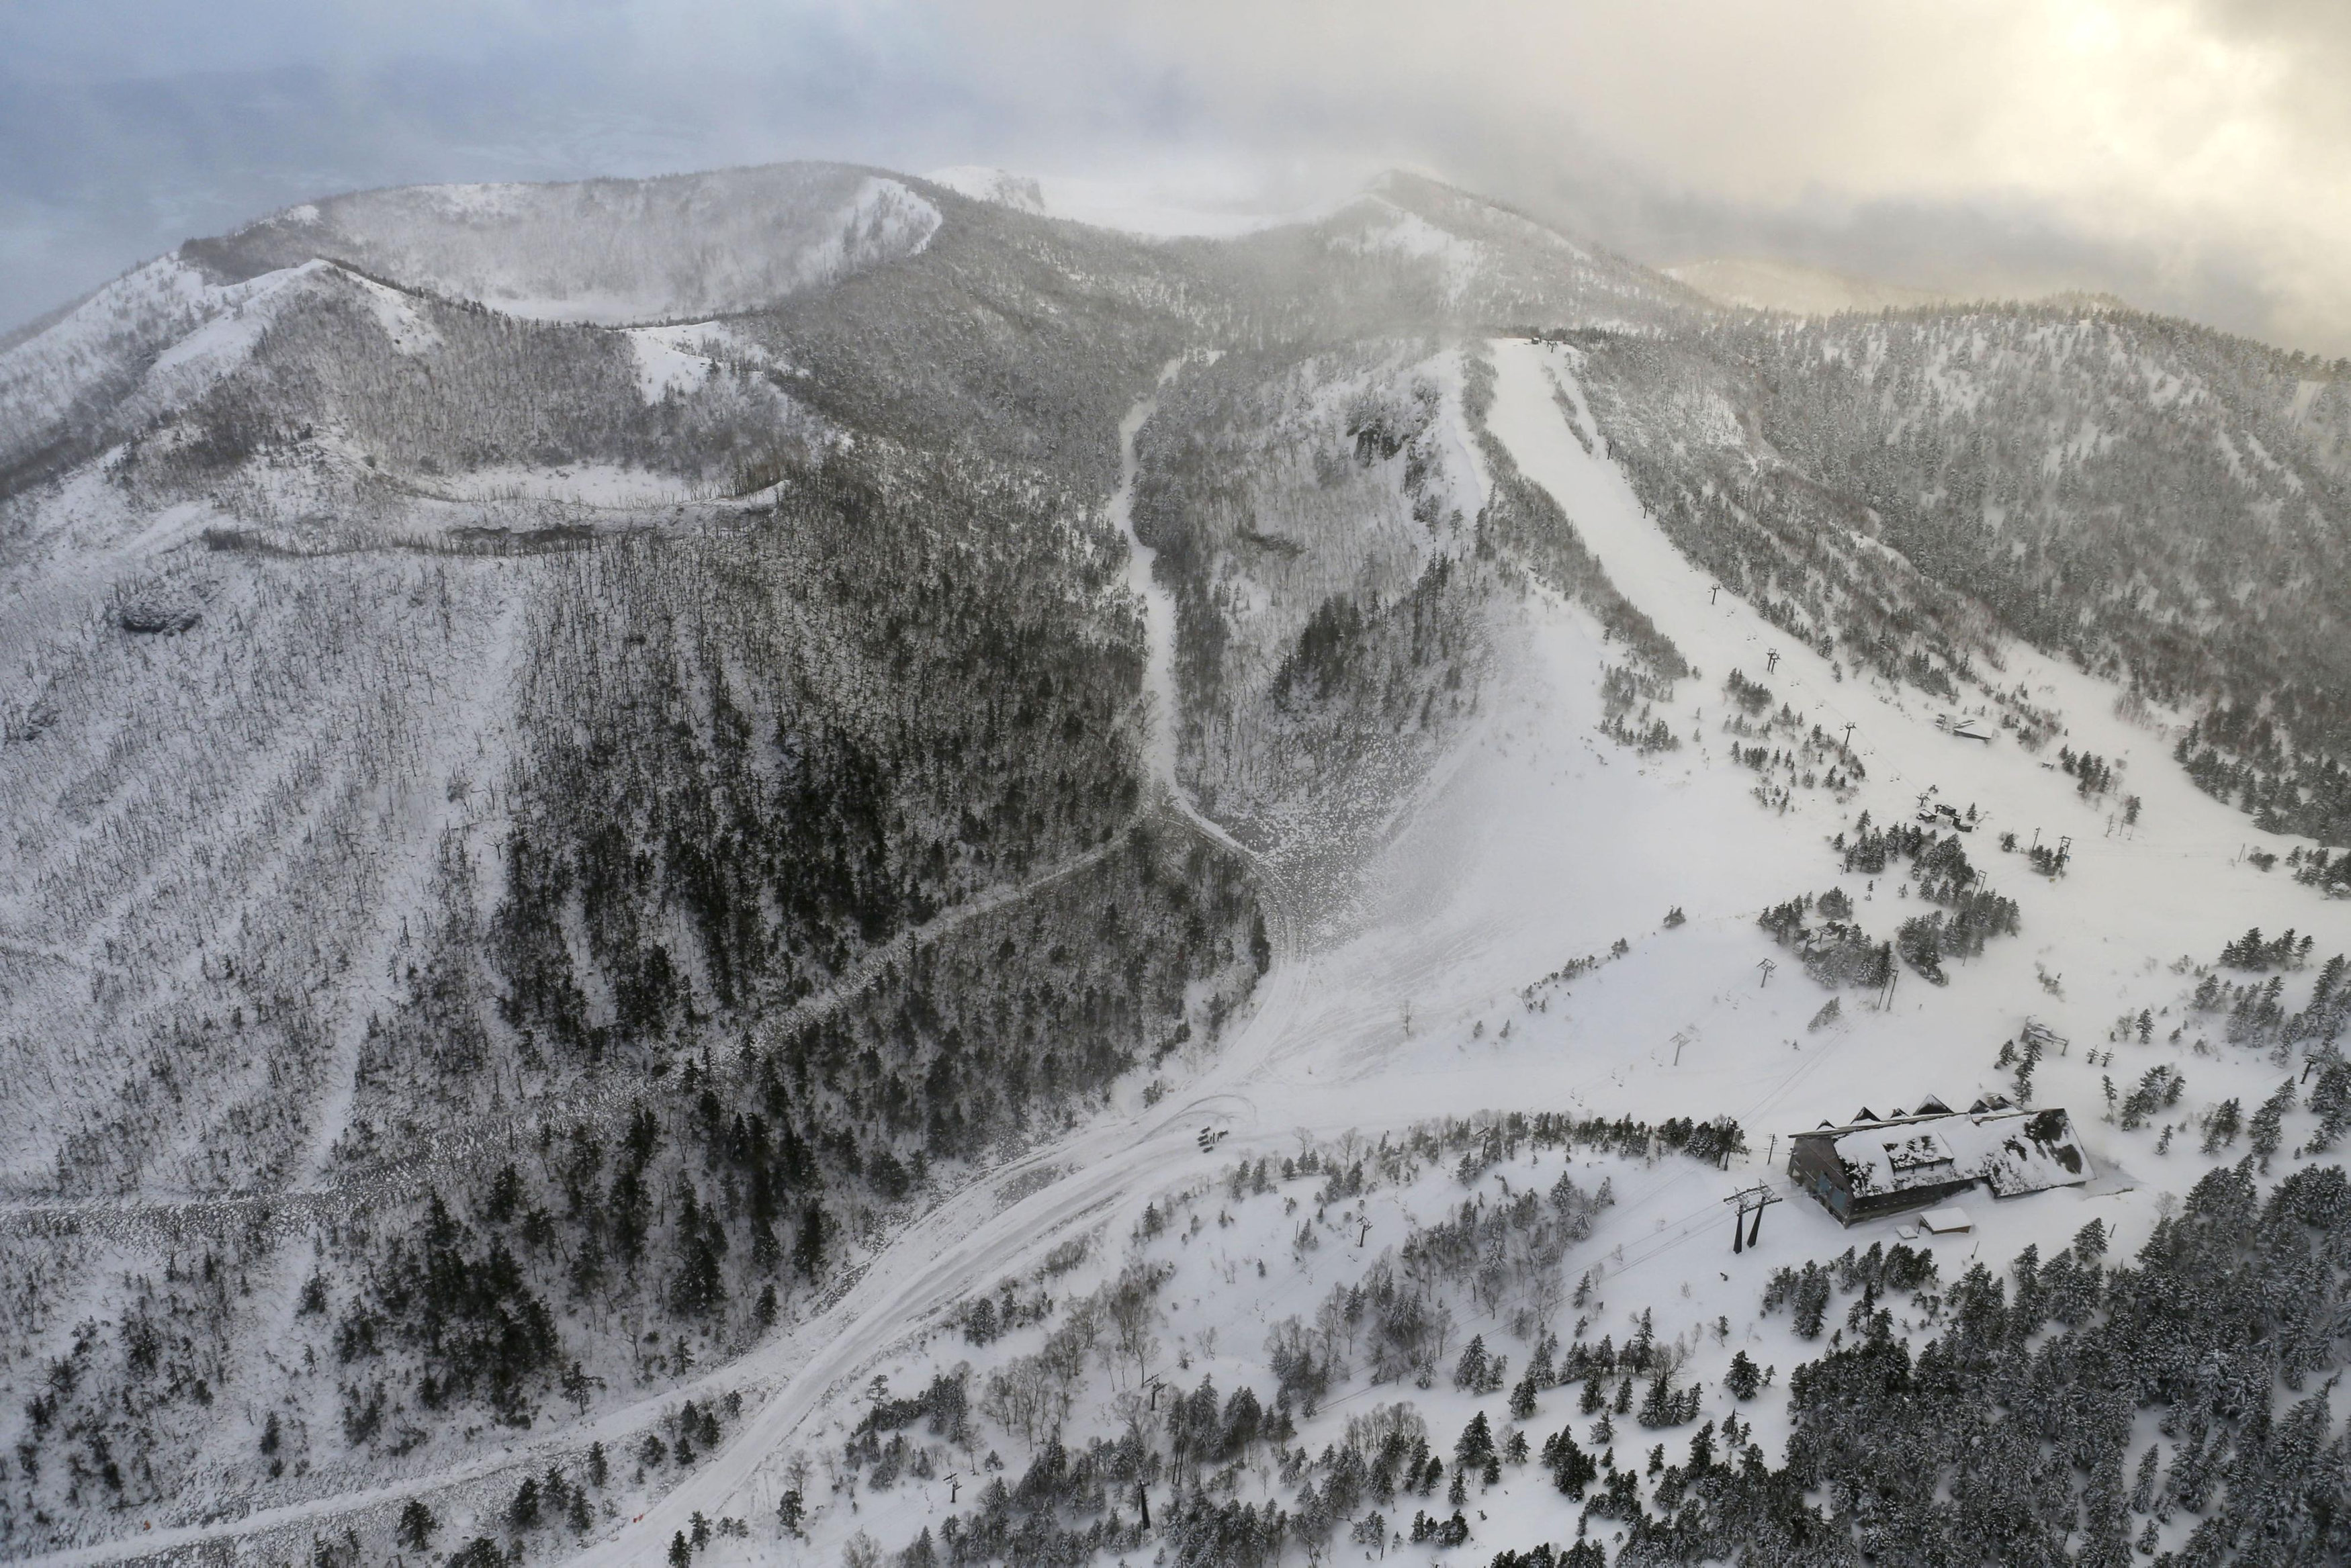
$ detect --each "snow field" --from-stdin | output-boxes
[568,336,2351,1564]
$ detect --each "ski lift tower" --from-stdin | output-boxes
[2021,1019,2070,1058]
[1724,1184,1782,1253]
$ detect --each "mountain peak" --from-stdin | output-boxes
[178,161,940,324]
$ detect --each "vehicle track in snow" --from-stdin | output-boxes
[558,366,1323,1568]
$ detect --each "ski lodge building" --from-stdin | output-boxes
[1787,1096,2093,1226]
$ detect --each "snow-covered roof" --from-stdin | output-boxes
[1798,1104,2092,1203]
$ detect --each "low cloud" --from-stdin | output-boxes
[4,0,2345,357]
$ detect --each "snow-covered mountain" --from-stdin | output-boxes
[193,165,943,325]
[3,160,2351,1568]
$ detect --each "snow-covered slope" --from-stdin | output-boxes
[0,256,337,494]
[377,336,2351,1568]
[926,163,1327,237]
[6,160,2351,1568]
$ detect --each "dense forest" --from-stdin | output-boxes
[1128,343,1493,832]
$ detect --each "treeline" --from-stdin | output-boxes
[0,428,1266,1543]
[1572,335,1989,712]
[900,1141,2351,1566]
[906,1113,1750,1567]
[1828,814,2020,984]
[115,263,817,510]
[2176,704,2351,847]
[1757,889,1892,990]
[315,823,1257,1448]
[2190,948,2349,1056]
[2288,845,2351,896]
[482,444,1152,1076]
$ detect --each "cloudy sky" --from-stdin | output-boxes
[4,0,2347,356]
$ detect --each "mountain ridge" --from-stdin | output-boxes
[4,156,2351,1565]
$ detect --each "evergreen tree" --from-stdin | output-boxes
[396,1500,437,1551]
[1454,1411,1495,1471]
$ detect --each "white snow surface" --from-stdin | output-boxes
[1110,360,1188,789]
[432,463,702,508]
[924,166,1049,216]
[0,257,325,471]
[15,339,2351,1568]
[517,340,2351,1567]
[627,328,721,404]
[348,271,443,357]
[1332,198,1489,302]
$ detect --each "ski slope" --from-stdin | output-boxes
[543,339,2351,1563]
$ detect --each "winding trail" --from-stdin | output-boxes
[561,361,1315,1568]
[0,820,1153,1244]
[7,370,1314,1568]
